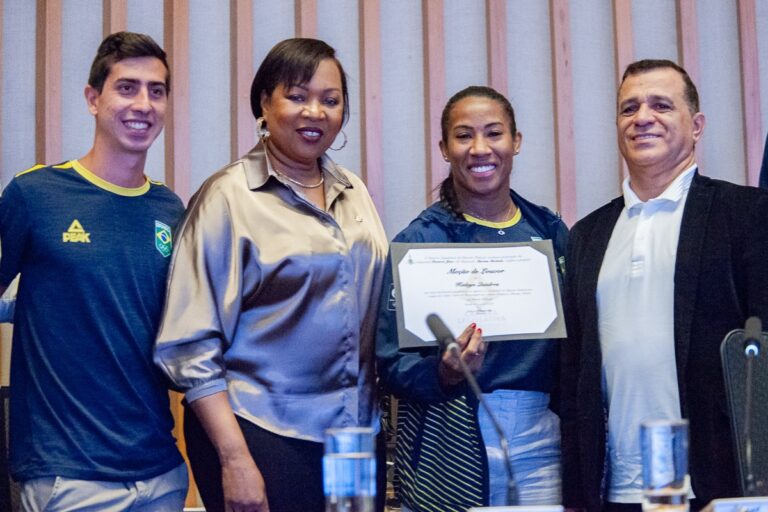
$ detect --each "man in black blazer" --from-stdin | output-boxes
[561,59,768,512]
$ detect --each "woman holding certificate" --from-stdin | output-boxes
[155,38,388,512]
[376,86,568,511]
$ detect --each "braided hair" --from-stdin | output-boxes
[438,86,517,217]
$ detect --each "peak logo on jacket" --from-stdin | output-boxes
[62,220,90,243]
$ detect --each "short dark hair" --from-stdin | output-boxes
[250,38,349,125]
[88,31,170,94]
[620,59,699,113]
[439,86,518,217]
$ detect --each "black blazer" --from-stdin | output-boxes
[760,133,768,189]
[560,172,768,511]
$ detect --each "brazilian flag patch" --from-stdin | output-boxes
[155,220,173,257]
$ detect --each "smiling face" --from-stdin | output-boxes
[85,56,168,157]
[260,58,344,172]
[617,67,705,186]
[439,96,522,203]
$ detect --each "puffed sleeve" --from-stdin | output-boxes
[154,178,250,403]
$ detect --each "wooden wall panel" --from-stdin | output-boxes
[423,0,447,203]
[359,0,385,217]
[162,5,197,504]
[612,0,633,87]
[677,0,702,168]
[163,0,192,203]
[35,0,62,165]
[737,0,763,185]
[550,0,577,226]
[231,0,256,159]
[486,0,507,94]
[296,0,317,38]
[612,0,633,182]
[103,0,126,35]
[677,0,700,89]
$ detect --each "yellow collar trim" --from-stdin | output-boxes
[463,207,522,229]
[71,160,150,196]
[16,164,46,177]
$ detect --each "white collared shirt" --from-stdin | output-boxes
[597,164,697,502]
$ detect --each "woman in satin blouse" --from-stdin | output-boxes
[154,38,388,512]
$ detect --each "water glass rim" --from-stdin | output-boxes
[641,418,689,428]
[325,426,375,435]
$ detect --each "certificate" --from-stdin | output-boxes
[390,241,566,348]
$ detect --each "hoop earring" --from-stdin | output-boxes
[329,130,348,151]
[255,117,270,141]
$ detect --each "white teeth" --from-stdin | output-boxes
[302,130,321,137]
[125,121,149,130]
[470,164,495,173]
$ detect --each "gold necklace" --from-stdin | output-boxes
[464,202,515,223]
[265,141,325,189]
[273,167,324,189]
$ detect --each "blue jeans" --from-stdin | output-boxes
[20,462,188,511]
[478,390,561,506]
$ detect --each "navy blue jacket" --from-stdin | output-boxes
[376,189,569,404]
[376,190,568,510]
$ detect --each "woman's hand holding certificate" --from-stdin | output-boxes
[437,323,487,387]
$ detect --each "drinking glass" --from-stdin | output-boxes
[641,419,690,511]
[323,427,376,512]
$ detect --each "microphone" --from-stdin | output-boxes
[426,313,519,506]
[426,313,460,354]
[744,316,762,358]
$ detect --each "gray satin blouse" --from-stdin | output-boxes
[154,143,388,442]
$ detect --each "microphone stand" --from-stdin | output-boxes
[443,342,520,506]
[744,354,755,494]
[742,317,762,495]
